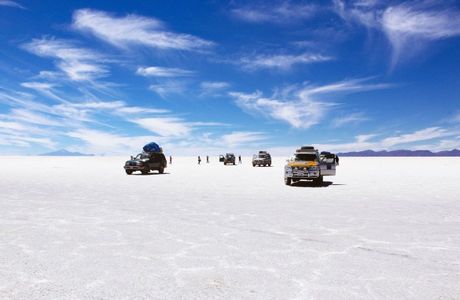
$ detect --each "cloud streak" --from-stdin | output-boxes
[230,78,391,129]
[231,2,317,24]
[72,9,214,51]
[23,38,108,81]
[136,66,194,77]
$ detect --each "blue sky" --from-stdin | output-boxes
[1,0,459,155]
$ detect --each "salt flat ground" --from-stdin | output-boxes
[1,156,459,299]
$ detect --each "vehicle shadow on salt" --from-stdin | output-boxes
[290,181,345,188]
[130,172,170,176]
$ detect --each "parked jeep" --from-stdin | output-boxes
[284,146,338,186]
[124,152,167,175]
[223,153,236,165]
[252,151,271,167]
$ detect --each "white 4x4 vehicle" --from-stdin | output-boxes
[284,146,338,186]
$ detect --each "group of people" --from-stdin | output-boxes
[168,155,244,165]
[198,155,242,164]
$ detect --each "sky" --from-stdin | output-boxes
[0,0,459,155]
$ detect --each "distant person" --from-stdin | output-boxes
[206,155,209,163]
[198,156,201,165]
[169,156,172,164]
[335,155,339,165]
[238,155,242,164]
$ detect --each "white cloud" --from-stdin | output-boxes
[23,38,108,81]
[380,127,452,148]
[133,117,192,137]
[231,2,317,24]
[72,9,214,51]
[240,53,332,70]
[149,81,187,98]
[331,112,368,127]
[314,126,460,152]
[0,0,24,9]
[200,81,230,96]
[200,81,230,90]
[21,81,65,101]
[67,128,160,155]
[132,117,226,137]
[334,1,460,67]
[221,131,266,147]
[136,66,194,77]
[230,78,390,129]
[382,4,460,67]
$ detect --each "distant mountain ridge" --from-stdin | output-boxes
[39,149,94,156]
[337,149,460,157]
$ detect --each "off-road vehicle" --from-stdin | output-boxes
[252,151,271,167]
[284,146,337,186]
[223,153,236,165]
[124,152,167,175]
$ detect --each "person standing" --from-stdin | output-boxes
[169,156,172,164]
[238,155,242,164]
[198,156,201,165]
[206,155,209,163]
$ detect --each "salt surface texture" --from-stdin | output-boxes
[1,156,459,299]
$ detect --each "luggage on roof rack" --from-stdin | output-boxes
[300,146,315,150]
[143,142,162,153]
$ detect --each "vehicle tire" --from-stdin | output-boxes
[159,166,164,174]
[285,177,292,186]
[141,167,149,175]
[252,163,256,167]
[233,162,235,165]
[315,176,323,186]
[268,163,271,167]
[125,170,132,175]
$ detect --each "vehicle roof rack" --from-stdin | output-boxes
[300,146,315,150]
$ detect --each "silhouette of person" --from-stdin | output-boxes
[238,155,242,164]
[198,156,201,165]
[206,155,209,163]
[169,156,172,164]
[335,155,339,165]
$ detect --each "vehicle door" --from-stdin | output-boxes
[320,153,337,176]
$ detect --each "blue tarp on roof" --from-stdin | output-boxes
[143,142,161,153]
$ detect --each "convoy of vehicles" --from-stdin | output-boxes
[125,143,338,186]
[284,146,338,186]
[252,151,271,167]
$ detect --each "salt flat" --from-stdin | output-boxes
[1,156,459,299]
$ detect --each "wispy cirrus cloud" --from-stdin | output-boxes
[132,117,227,138]
[0,0,24,9]
[72,9,214,51]
[331,112,368,127]
[230,78,391,129]
[240,52,332,71]
[314,126,460,152]
[221,131,266,147]
[200,81,230,96]
[136,66,194,77]
[334,1,460,67]
[231,1,318,24]
[149,81,187,98]
[23,38,108,81]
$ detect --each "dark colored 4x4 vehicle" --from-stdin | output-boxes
[252,151,271,167]
[223,153,236,165]
[124,152,167,175]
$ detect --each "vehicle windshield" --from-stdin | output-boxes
[135,153,149,159]
[294,153,318,161]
